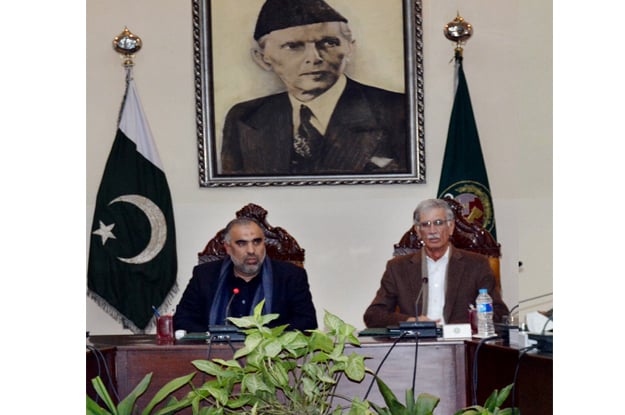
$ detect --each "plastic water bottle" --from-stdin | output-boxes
[476,288,495,337]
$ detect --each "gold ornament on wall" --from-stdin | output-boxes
[444,12,473,56]
[113,27,142,67]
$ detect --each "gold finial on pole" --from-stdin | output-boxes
[443,12,473,57]
[113,27,142,67]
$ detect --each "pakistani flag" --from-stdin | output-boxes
[88,71,178,332]
[437,50,497,240]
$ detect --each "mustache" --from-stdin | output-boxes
[426,234,441,240]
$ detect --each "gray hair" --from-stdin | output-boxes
[223,217,264,243]
[413,199,454,225]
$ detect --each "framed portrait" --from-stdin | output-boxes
[193,0,424,187]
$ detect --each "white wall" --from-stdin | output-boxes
[86,0,552,334]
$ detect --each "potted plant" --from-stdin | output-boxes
[87,303,516,415]
[454,384,517,415]
[87,372,195,415]
[156,300,375,414]
[369,376,440,415]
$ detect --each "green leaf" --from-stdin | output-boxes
[302,361,323,380]
[205,382,230,405]
[324,310,343,333]
[253,299,266,320]
[141,372,195,415]
[210,358,242,369]
[90,376,118,414]
[310,351,330,364]
[345,331,361,346]
[301,376,319,398]
[227,315,256,328]
[153,396,193,415]
[494,384,513,408]
[233,344,253,360]
[370,401,392,415]
[263,338,283,358]
[258,313,281,326]
[192,359,234,376]
[317,373,338,384]
[245,330,264,346]
[283,331,310,356]
[375,376,406,414]
[338,320,358,338]
[86,395,112,415]
[344,352,366,382]
[117,373,152,415]
[267,362,290,386]
[454,410,480,415]
[405,388,416,412]
[348,396,372,415]
[329,343,347,360]
[414,393,440,415]
[198,407,223,415]
[308,332,334,352]
[242,373,272,395]
[483,388,499,411]
[225,395,253,409]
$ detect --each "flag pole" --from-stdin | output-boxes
[444,12,473,90]
[88,27,178,332]
[112,27,142,124]
[438,12,498,240]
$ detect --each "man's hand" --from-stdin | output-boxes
[406,315,440,323]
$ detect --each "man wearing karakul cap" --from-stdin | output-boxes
[221,0,408,176]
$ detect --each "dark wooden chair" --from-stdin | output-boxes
[198,203,305,268]
[393,197,502,290]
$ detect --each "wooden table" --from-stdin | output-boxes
[87,335,552,414]
[87,335,466,414]
[465,339,553,414]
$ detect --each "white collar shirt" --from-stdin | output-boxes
[289,74,347,136]
[426,246,450,323]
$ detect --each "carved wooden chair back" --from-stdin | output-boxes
[198,203,305,268]
[393,197,501,290]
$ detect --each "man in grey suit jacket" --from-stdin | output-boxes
[364,199,508,328]
[220,0,408,176]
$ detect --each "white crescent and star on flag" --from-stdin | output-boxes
[92,194,167,264]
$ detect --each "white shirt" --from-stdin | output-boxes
[287,75,392,168]
[289,74,347,136]
[426,247,450,323]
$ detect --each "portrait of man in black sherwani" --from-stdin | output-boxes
[219,0,409,176]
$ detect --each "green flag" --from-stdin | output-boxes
[437,51,497,240]
[88,71,178,332]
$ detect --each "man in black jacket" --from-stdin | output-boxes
[220,0,408,176]
[173,217,318,332]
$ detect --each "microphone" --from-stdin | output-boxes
[224,288,240,324]
[508,292,553,314]
[396,277,436,339]
[414,277,428,318]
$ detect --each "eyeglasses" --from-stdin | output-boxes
[417,219,449,228]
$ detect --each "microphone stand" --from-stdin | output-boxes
[414,277,428,319]
[223,288,239,325]
[398,278,436,338]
